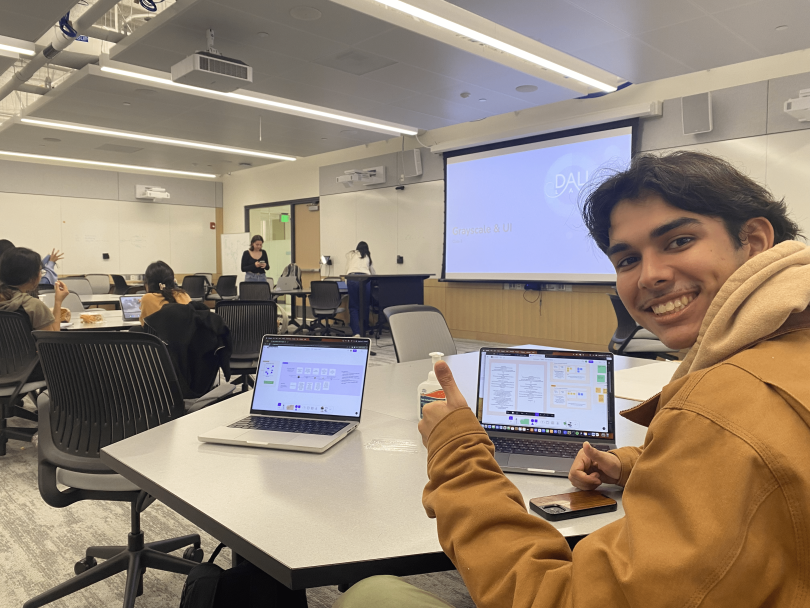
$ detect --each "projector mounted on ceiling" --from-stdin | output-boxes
[171,28,252,92]
[784,89,810,122]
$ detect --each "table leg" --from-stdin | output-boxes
[287,295,302,331]
[293,295,309,335]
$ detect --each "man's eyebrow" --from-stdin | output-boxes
[650,217,703,239]
[606,243,629,258]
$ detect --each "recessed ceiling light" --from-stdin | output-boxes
[321,137,328,140]
[43,137,61,142]
[100,65,418,136]
[372,0,617,92]
[515,84,538,93]
[460,91,471,98]
[775,25,788,31]
[123,102,131,106]
[478,98,486,102]
[0,150,217,178]
[290,6,322,20]
[257,31,270,38]
[20,117,297,161]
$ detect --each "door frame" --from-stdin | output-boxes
[243,197,318,263]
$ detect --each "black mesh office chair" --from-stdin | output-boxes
[0,311,43,455]
[205,275,238,302]
[25,331,203,608]
[111,275,129,295]
[308,281,345,336]
[239,280,272,301]
[608,295,678,359]
[215,300,278,390]
[181,275,206,302]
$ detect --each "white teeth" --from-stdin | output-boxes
[651,295,695,315]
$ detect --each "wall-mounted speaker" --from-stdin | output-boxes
[402,148,422,178]
[681,92,713,135]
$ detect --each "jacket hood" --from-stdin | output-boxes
[672,240,810,381]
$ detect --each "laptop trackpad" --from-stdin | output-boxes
[235,430,295,445]
[508,454,571,473]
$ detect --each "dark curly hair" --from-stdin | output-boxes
[580,151,802,253]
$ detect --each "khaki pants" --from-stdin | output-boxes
[333,576,454,608]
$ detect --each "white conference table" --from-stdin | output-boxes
[79,294,121,307]
[61,309,139,331]
[100,347,657,590]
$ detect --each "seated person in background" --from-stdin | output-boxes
[139,261,191,325]
[0,239,14,259]
[0,247,68,334]
[336,151,810,608]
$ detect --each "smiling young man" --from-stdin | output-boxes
[334,151,810,608]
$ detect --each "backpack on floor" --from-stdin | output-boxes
[179,544,307,608]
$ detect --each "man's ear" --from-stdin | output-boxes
[741,217,775,258]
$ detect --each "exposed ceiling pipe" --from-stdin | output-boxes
[17,83,50,95]
[0,0,123,105]
[84,25,126,43]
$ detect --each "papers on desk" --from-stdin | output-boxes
[60,322,73,329]
[614,361,682,402]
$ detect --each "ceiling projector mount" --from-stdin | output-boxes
[171,28,253,92]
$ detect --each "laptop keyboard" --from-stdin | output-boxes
[229,416,349,436]
[491,437,611,459]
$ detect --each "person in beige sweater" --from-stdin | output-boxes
[335,151,810,608]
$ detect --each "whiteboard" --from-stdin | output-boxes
[170,205,216,274]
[320,181,445,277]
[60,198,120,274]
[118,201,172,274]
[0,193,62,255]
[221,232,249,277]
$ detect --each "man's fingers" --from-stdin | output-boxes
[433,361,466,407]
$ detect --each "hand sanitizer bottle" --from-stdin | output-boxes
[417,352,445,420]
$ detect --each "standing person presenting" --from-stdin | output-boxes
[346,241,375,337]
[241,235,269,282]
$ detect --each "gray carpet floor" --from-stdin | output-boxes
[1,337,499,608]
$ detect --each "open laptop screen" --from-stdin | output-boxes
[250,336,370,422]
[120,295,143,320]
[477,349,615,441]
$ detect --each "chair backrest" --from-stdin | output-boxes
[110,274,129,295]
[181,275,206,300]
[608,294,641,354]
[215,275,237,297]
[239,281,271,301]
[195,273,213,288]
[309,281,341,311]
[0,311,38,386]
[33,331,185,458]
[39,291,85,313]
[384,305,457,363]
[84,274,111,294]
[215,301,277,358]
[61,277,93,295]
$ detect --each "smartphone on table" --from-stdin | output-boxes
[530,490,617,521]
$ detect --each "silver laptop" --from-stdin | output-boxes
[199,335,371,453]
[477,348,617,477]
[120,295,143,321]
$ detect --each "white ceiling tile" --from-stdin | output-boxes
[425,82,535,116]
[445,0,628,53]
[0,0,77,42]
[361,63,463,94]
[637,17,763,71]
[390,92,489,122]
[688,0,760,14]
[566,0,705,34]
[573,37,691,83]
[274,62,413,105]
[711,0,810,57]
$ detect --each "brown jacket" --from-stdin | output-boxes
[422,241,810,608]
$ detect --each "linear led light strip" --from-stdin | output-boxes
[99,66,418,136]
[0,150,217,178]
[20,118,296,161]
[374,0,616,93]
[0,43,35,56]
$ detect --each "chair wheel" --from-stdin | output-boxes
[183,546,204,563]
[74,556,97,575]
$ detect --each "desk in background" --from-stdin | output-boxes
[341,274,432,337]
[101,346,656,591]
[62,310,139,331]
